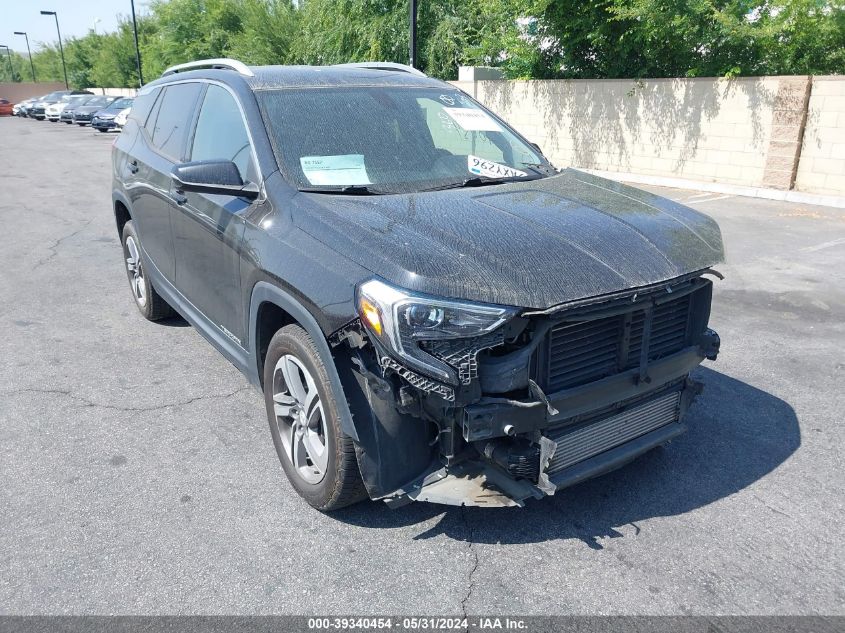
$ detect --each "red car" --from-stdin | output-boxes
[0,99,14,116]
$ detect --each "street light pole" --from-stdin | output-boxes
[130,0,144,87]
[13,32,36,82]
[409,0,418,69]
[0,45,15,81]
[40,10,69,89]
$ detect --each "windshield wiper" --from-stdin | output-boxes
[520,162,557,175]
[419,174,542,193]
[298,185,384,195]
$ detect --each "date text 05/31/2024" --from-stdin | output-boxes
[307,617,528,630]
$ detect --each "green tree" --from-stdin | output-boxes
[0,51,26,83]
[227,0,300,64]
[290,0,544,79]
[537,0,844,78]
[91,19,151,88]
[65,32,104,87]
[292,0,409,65]
[143,0,244,71]
[758,0,845,74]
[13,0,844,88]
[31,45,66,84]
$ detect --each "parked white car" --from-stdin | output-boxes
[113,107,131,129]
[45,96,74,121]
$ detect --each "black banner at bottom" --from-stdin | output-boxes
[0,616,842,633]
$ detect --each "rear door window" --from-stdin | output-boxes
[148,83,204,160]
[142,90,163,133]
[131,87,160,126]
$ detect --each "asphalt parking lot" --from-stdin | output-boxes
[1,116,843,616]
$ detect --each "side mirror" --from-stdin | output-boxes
[171,160,259,199]
[530,142,545,156]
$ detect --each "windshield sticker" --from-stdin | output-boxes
[443,107,502,132]
[468,155,527,179]
[437,110,458,132]
[300,154,371,186]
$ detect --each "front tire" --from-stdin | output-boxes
[121,221,174,321]
[263,325,366,511]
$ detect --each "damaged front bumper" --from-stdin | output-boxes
[390,371,704,508]
[333,274,721,508]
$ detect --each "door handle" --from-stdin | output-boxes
[127,160,139,174]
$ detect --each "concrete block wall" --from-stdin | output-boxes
[453,74,845,197]
[795,77,845,196]
[0,82,66,103]
[83,87,138,97]
[761,77,811,189]
[1,84,136,103]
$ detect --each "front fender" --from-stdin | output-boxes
[247,281,360,442]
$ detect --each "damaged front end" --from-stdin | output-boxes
[330,271,722,508]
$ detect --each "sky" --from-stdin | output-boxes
[1,0,150,53]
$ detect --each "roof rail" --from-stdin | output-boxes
[333,62,427,77]
[161,58,254,78]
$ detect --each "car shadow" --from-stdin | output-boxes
[157,314,191,327]
[332,367,800,547]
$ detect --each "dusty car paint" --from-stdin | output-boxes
[112,63,723,508]
[294,169,723,309]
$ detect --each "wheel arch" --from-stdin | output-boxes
[248,281,359,442]
[113,192,133,238]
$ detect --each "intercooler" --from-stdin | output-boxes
[545,390,681,474]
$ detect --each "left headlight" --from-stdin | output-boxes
[356,278,518,384]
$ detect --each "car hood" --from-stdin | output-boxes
[75,105,104,114]
[293,169,724,309]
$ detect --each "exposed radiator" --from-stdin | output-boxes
[546,390,681,474]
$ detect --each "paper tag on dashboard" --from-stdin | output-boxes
[300,154,371,186]
[443,107,502,132]
[468,155,527,179]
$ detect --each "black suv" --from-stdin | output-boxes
[112,59,723,511]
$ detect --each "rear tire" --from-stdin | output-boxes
[121,220,175,321]
[263,324,367,511]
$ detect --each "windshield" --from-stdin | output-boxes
[85,96,113,108]
[43,92,66,102]
[105,98,133,111]
[257,87,552,194]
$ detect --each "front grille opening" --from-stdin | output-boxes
[548,317,621,391]
[537,280,709,393]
